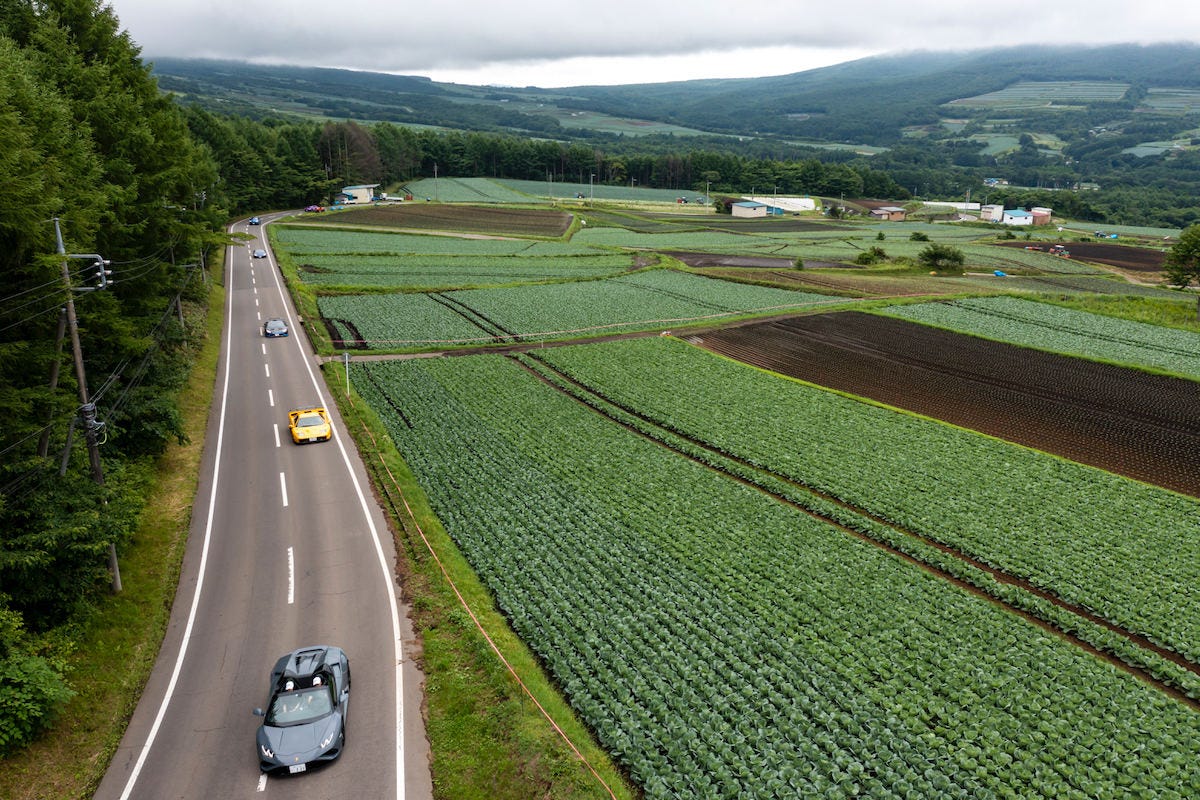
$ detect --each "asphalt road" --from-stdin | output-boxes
[94,216,433,800]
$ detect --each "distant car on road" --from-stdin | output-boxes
[253,645,350,774]
[304,205,325,212]
[288,406,331,444]
[253,249,268,259]
[249,216,261,225]
[263,317,289,337]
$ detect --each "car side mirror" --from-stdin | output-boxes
[253,708,265,717]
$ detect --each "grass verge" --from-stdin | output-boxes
[326,364,636,799]
[0,256,225,800]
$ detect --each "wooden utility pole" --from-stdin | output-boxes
[37,309,68,458]
[55,218,121,593]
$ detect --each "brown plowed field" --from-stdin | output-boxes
[997,241,1167,272]
[694,311,1200,496]
[303,203,573,237]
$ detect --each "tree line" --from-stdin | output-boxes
[182,110,910,214]
[0,0,225,752]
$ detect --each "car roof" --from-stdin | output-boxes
[270,645,345,686]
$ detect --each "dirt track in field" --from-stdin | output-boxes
[693,311,1200,496]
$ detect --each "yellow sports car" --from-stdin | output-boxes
[288,406,332,444]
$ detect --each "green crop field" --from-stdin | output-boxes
[294,253,634,290]
[351,343,1200,798]
[319,269,843,348]
[1142,89,1200,114]
[398,176,536,203]
[499,178,710,204]
[947,81,1130,109]
[881,296,1200,378]
[272,226,598,256]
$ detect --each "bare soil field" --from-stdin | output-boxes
[309,203,573,237]
[997,241,1167,272]
[693,311,1200,496]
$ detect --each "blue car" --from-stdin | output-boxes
[249,216,261,225]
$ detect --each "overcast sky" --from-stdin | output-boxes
[107,1,1191,88]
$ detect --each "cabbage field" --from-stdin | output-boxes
[320,270,843,348]
[352,343,1200,798]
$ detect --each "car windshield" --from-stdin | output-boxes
[266,320,286,331]
[297,414,324,428]
[266,687,334,726]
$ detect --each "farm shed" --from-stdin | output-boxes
[1031,206,1053,225]
[870,206,907,221]
[340,183,381,204]
[979,203,1004,222]
[1001,209,1034,226]
[731,201,768,218]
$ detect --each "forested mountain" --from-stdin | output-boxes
[151,44,1200,226]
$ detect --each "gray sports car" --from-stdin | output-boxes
[253,645,350,774]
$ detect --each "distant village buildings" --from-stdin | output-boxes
[980,203,1053,225]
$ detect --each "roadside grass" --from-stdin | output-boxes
[328,369,635,800]
[0,257,225,800]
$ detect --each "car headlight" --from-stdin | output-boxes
[261,744,275,759]
[321,733,334,749]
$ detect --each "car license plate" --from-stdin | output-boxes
[289,763,307,774]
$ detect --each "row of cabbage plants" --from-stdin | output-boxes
[352,353,1199,799]
[882,297,1200,378]
[534,337,1200,663]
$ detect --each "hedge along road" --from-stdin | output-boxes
[92,215,432,800]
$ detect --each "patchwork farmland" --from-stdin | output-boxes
[277,204,1198,797]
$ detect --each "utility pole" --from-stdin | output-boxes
[55,218,122,593]
[38,309,68,458]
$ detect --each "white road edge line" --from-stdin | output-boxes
[273,225,408,799]
[116,228,242,800]
[280,472,288,508]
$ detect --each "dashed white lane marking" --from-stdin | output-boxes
[288,547,295,605]
[280,472,288,508]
